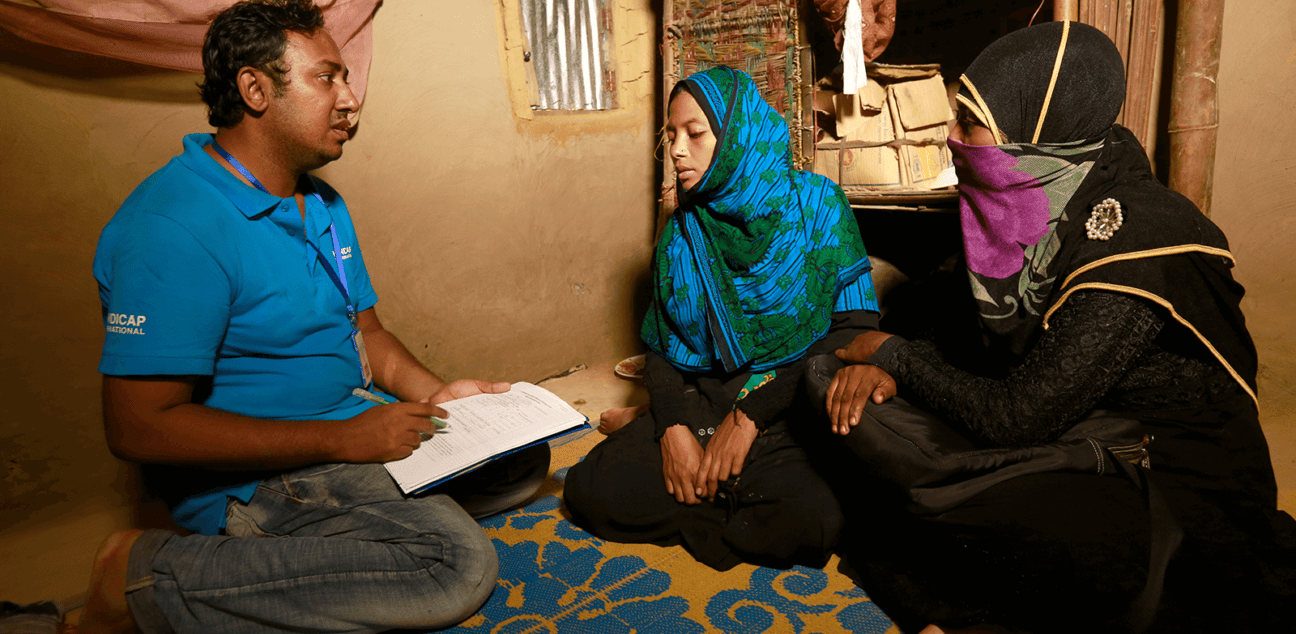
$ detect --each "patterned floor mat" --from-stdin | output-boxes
[439,430,898,634]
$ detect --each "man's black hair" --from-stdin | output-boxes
[199,0,326,128]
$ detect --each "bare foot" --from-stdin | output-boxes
[598,404,648,434]
[78,529,144,634]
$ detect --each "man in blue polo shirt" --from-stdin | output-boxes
[78,2,548,632]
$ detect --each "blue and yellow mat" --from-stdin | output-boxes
[442,430,899,634]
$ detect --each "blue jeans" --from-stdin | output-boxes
[123,446,548,633]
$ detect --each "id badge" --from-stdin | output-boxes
[352,327,374,388]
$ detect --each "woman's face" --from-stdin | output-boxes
[666,91,717,191]
[950,104,998,146]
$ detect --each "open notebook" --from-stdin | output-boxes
[384,382,589,494]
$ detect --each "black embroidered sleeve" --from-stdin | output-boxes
[870,291,1164,446]
[733,359,803,429]
[644,351,700,439]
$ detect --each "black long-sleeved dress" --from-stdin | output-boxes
[831,287,1295,633]
[565,310,877,571]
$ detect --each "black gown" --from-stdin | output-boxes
[565,311,877,571]
[825,287,1296,633]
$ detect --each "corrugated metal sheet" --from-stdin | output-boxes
[521,0,617,110]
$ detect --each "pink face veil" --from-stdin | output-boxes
[949,137,1105,280]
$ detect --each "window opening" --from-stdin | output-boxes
[520,0,618,110]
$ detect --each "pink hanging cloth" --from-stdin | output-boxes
[0,0,381,103]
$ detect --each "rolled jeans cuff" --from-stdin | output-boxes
[124,528,179,634]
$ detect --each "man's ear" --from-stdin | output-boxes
[236,67,271,116]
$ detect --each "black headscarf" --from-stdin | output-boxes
[949,21,1258,404]
[958,21,1125,144]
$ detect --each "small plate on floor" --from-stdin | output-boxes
[614,354,645,379]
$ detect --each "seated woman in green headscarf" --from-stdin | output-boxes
[820,21,1295,633]
[564,66,892,571]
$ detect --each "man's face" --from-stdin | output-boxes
[268,30,358,171]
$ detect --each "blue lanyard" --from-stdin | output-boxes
[211,141,356,326]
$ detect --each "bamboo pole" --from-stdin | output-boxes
[1122,0,1164,164]
[1054,0,1079,21]
[1076,1,1166,168]
[1167,0,1225,216]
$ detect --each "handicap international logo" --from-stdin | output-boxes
[105,313,146,335]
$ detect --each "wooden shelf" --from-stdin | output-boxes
[845,188,957,210]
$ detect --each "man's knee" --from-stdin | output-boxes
[396,524,499,628]
[503,442,550,500]
[436,528,499,624]
[441,443,552,519]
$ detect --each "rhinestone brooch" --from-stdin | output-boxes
[1086,198,1124,240]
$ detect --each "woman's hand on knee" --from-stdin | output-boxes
[695,409,758,501]
[661,425,705,504]
[827,364,897,435]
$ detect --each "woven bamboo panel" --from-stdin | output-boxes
[1079,0,1164,164]
[661,0,812,214]
[666,0,800,114]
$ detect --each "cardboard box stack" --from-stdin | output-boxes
[813,64,954,191]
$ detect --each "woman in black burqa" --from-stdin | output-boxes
[820,20,1296,634]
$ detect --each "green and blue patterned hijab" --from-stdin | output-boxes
[642,66,877,373]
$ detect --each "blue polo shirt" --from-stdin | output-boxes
[93,133,380,535]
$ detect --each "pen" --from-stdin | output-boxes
[352,388,449,431]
